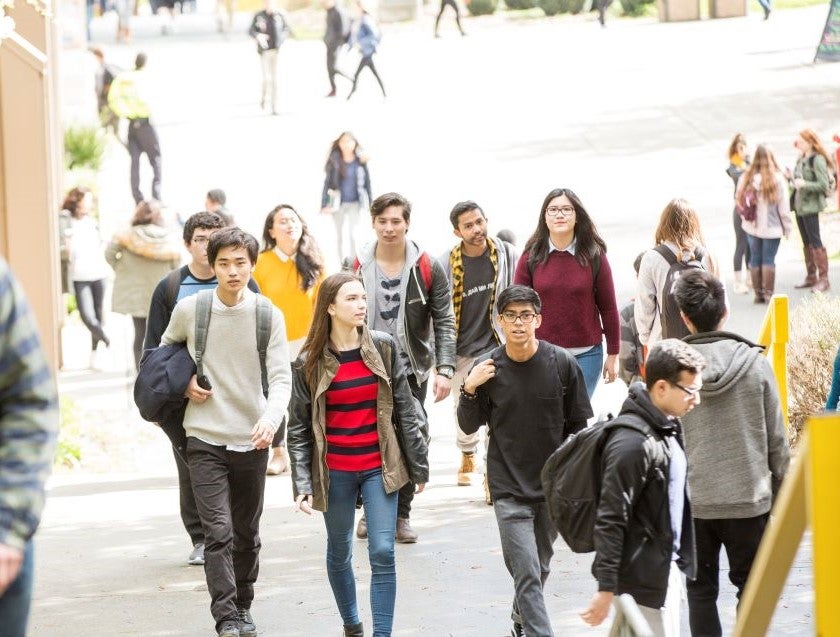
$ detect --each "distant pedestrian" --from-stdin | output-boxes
[253,204,325,475]
[347,0,386,100]
[288,272,429,637]
[91,48,121,142]
[787,128,835,292]
[514,187,620,398]
[726,133,751,295]
[0,257,59,637]
[61,186,112,369]
[735,143,792,304]
[248,0,291,115]
[496,228,516,246]
[433,0,465,38]
[108,53,163,205]
[321,131,372,265]
[114,0,132,42]
[827,345,840,411]
[459,285,592,637]
[596,0,613,26]
[205,188,233,225]
[323,0,351,96]
[105,200,181,371]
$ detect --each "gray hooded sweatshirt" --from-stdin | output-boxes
[680,331,790,519]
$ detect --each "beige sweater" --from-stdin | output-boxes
[161,290,292,446]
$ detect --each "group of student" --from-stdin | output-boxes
[130,181,798,637]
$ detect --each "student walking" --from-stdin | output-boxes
[321,132,372,266]
[253,204,325,475]
[347,1,386,100]
[248,0,291,115]
[514,187,620,398]
[735,144,792,304]
[434,0,465,37]
[726,133,751,294]
[288,272,429,637]
[323,0,350,96]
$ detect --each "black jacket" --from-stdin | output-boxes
[592,384,696,609]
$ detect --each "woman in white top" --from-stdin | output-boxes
[735,144,792,304]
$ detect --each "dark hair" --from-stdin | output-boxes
[135,52,147,69]
[325,131,366,180]
[496,284,541,315]
[182,211,225,243]
[674,270,726,334]
[633,251,645,276]
[644,339,706,390]
[523,188,607,271]
[206,189,226,206]
[207,227,259,266]
[300,272,363,391]
[260,205,325,292]
[497,229,516,246]
[61,187,91,218]
[371,192,411,222]
[131,200,164,227]
[449,201,484,229]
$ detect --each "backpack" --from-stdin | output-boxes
[541,414,652,553]
[353,252,433,292]
[652,245,706,340]
[736,184,758,222]
[808,155,838,197]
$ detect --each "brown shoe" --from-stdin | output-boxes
[266,446,289,475]
[761,265,775,300]
[750,267,765,303]
[812,247,831,292]
[795,246,818,288]
[457,452,476,486]
[356,515,367,539]
[395,517,418,543]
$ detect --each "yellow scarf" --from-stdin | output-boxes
[449,239,499,340]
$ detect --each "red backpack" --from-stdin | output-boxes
[352,253,433,292]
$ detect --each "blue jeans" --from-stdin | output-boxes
[323,468,398,636]
[746,236,780,268]
[574,343,603,399]
[0,540,34,637]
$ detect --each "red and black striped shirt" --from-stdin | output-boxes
[325,348,381,472]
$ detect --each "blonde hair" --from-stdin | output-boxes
[654,199,705,253]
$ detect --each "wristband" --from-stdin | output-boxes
[459,383,477,400]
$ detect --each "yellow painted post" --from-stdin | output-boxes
[756,295,789,428]
[808,414,840,637]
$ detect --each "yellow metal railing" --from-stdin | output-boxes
[756,294,789,427]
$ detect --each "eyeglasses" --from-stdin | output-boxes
[192,236,210,245]
[669,381,702,398]
[545,206,576,218]
[500,312,537,324]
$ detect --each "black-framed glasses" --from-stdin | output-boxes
[500,311,537,324]
[192,236,210,245]
[545,206,575,218]
[669,381,702,398]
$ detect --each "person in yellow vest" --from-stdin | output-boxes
[253,204,326,474]
[108,53,162,205]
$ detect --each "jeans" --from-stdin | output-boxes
[348,55,386,98]
[574,343,603,399]
[324,468,398,636]
[0,540,33,637]
[687,514,768,637]
[128,119,162,204]
[186,437,268,630]
[732,208,751,272]
[397,374,427,519]
[745,236,780,268]
[73,279,109,351]
[493,497,557,636]
[795,213,823,248]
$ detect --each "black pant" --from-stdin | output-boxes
[131,316,146,371]
[397,374,428,519]
[732,208,751,272]
[172,444,204,545]
[186,437,268,629]
[686,514,769,637]
[128,118,162,204]
[435,0,463,34]
[326,43,345,92]
[348,55,386,99]
[795,213,823,249]
[73,279,109,350]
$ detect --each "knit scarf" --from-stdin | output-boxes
[449,239,499,338]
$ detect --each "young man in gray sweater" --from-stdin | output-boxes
[674,269,789,637]
[161,228,292,637]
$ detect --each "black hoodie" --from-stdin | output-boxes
[591,383,696,609]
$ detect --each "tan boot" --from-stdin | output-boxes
[795,246,818,288]
[762,265,775,300]
[483,473,492,506]
[395,517,418,543]
[750,267,765,303]
[457,452,476,486]
[266,446,289,475]
[812,247,831,292]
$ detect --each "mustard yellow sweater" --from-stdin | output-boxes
[253,250,322,342]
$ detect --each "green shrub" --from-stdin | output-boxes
[505,0,537,9]
[539,0,563,14]
[64,125,106,172]
[554,0,586,12]
[619,0,655,16]
[467,0,497,14]
[56,396,82,468]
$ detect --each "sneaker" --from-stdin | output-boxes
[188,542,205,566]
[356,515,367,539]
[457,452,476,486]
[395,517,418,543]
[218,620,239,637]
[266,446,289,476]
[237,608,257,637]
[511,621,524,637]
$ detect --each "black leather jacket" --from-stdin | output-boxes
[592,384,696,609]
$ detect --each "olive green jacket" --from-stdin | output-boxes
[793,153,831,216]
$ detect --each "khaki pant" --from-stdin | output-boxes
[260,49,279,111]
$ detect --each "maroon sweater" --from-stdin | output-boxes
[514,249,620,355]
[325,348,382,472]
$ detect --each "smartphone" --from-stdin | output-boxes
[197,375,212,391]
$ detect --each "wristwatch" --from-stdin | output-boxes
[437,366,454,379]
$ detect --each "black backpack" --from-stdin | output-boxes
[541,414,652,553]
[653,245,706,340]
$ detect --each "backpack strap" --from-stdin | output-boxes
[255,295,273,398]
[653,244,678,266]
[165,268,183,311]
[194,289,214,379]
[418,252,433,291]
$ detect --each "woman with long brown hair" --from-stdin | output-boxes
[287,272,428,637]
[635,199,718,346]
[735,144,792,303]
[787,128,835,292]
